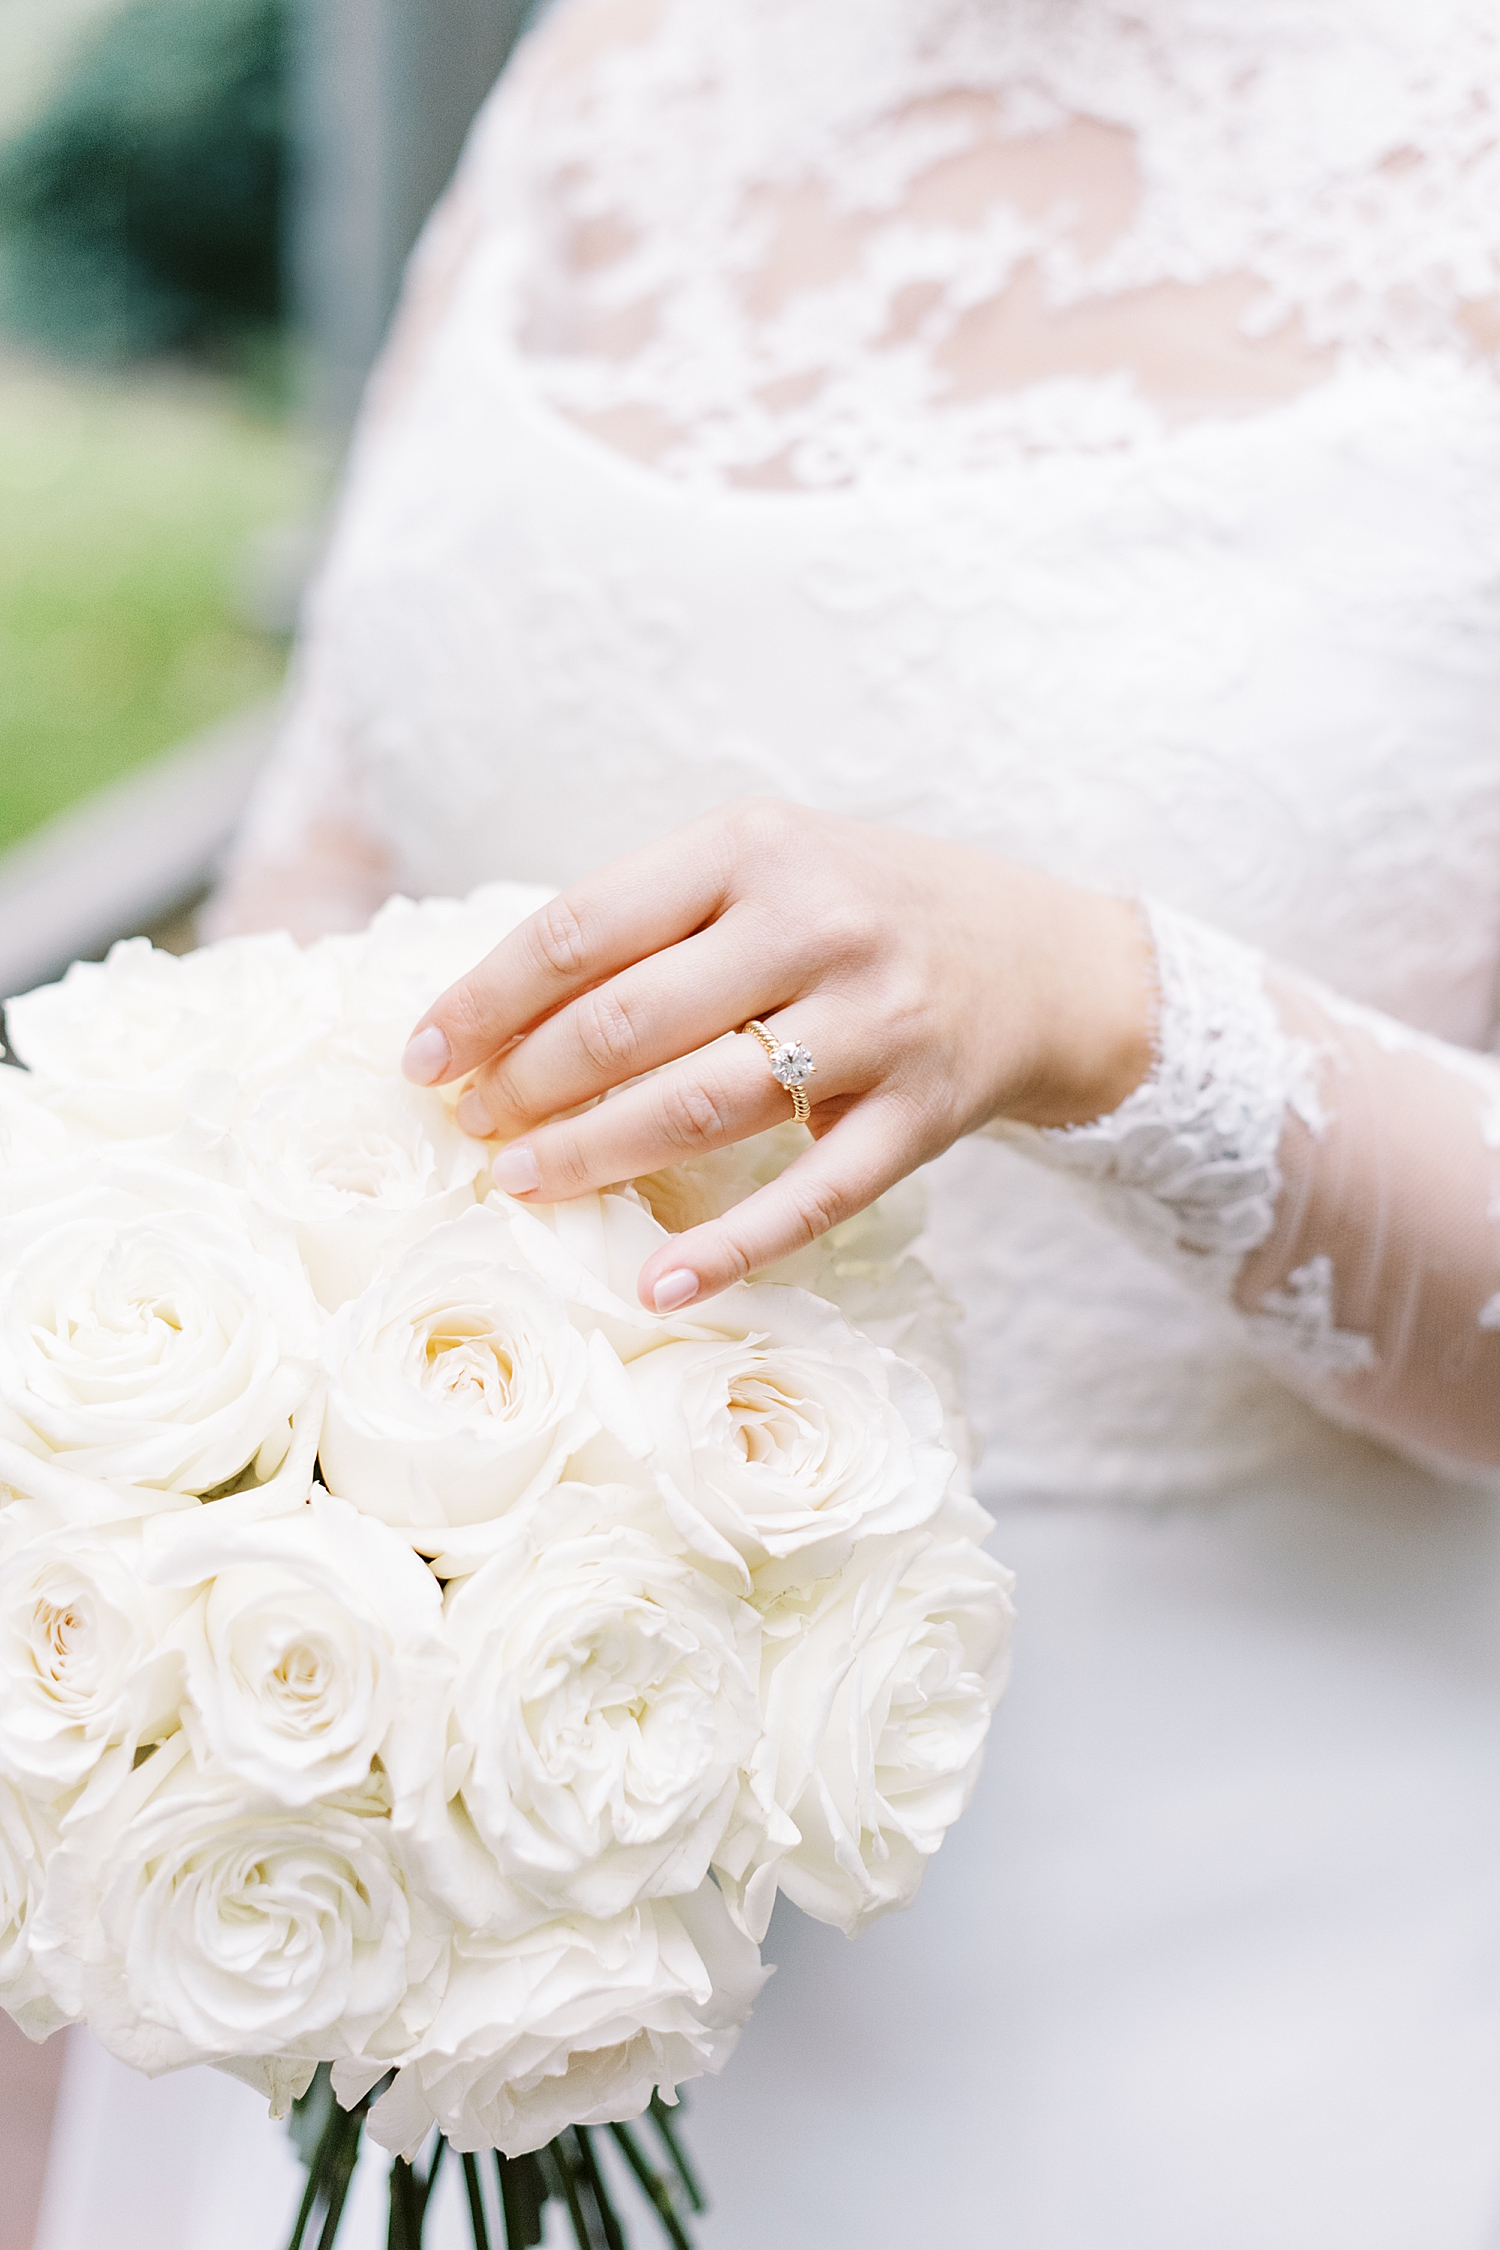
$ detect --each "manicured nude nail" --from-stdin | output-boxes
[492,1144,540,1195]
[455,1089,493,1137]
[401,1025,449,1084]
[652,1268,699,1314]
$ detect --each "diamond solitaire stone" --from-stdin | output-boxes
[770,1040,815,1089]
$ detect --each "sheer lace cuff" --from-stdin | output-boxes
[1008,900,1500,1474]
[1031,903,1320,1283]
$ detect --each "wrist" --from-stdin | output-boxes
[1004,887,1157,1130]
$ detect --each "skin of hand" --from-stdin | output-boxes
[401,800,1155,1312]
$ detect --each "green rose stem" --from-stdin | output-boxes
[541,2129,599,2245]
[646,2095,706,2216]
[462,2153,492,2250]
[387,2141,445,2249]
[286,2068,706,2250]
[573,2128,627,2250]
[309,2107,361,2250]
[495,2150,549,2247]
[607,2124,693,2250]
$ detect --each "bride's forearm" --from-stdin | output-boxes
[1012,902,1500,1472]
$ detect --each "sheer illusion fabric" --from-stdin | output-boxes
[1028,907,1500,1476]
[502,0,1500,485]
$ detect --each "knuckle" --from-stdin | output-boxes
[479,1056,528,1121]
[723,792,776,833]
[540,1125,593,1196]
[725,794,805,859]
[527,895,591,981]
[881,1076,933,1137]
[887,966,931,1024]
[782,1173,848,1247]
[869,970,929,1052]
[711,1222,755,1285]
[655,1072,731,1151]
[438,978,493,1050]
[715,1171,849,1284]
[573,985,641,1075]
[825,900,884,968]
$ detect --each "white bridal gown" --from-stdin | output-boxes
[35,0,1500,2244]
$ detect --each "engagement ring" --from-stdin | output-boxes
[739,1018,816,1123]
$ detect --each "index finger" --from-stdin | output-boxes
[400,815,736,1086]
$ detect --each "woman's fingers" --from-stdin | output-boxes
[454,906,794,1140]
[401,817,739,1086]
[487,1001,857,1200]
[489,1036,786,1197]
[633,1102,911,1309]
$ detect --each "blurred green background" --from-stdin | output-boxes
[0,0,530,883]
[0,354,317,849]
[0,0,318,855]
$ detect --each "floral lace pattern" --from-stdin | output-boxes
[1021,899,1376,1379]
[1248,1257,1378,1377]
[1026,900,1320,1273]
[492,0,1500,487]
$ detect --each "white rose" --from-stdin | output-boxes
[0,1500,189,1810]
[482,1187,690,1365]
[343,1879,766,2160]
[747,1497,1014,1936]
[633,1140,968,1462]
[621,1287,954,1589]
[762,1182,968,1456]
[631,1123,812,1242]
[417,1485,763,1929]
[319,883,554,1076]
[241,1071,487,1309]
[0,1780,66,2040]
[32,1736,433,2076]
[0,1165,320,1495]
[0,1067,100,1191]
[632,1123,930,1306]
[158,1488,450,1811]
[319,1207,597,1544]
[5,932,340,1136]
[480,1189,967,1541]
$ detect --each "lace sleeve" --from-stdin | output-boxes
[200,643,396,945]
[200,132,511,949]
[1008,902,1500,1474]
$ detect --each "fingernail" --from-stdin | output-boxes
[652,1268,699,1314]
[492,1144,540,1195]
[456,1089,493,1137]
[402,1025,450,1085]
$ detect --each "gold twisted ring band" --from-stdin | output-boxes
[738,1019,816,1125]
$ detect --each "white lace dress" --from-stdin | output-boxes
[37,1,1500,2243]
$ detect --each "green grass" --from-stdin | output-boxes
[0,350,323,851]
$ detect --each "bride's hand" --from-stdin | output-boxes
[401,801,1153,1310]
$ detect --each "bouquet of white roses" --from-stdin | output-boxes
[0,883,1012,2249]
